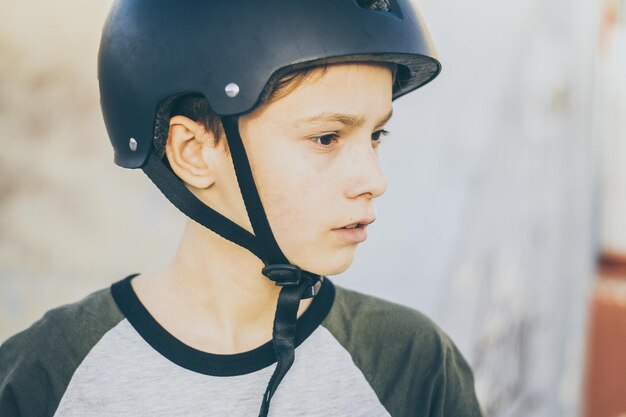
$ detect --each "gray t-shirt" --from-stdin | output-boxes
[0,275,483,416]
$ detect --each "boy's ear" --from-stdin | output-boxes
[165,115,218,189]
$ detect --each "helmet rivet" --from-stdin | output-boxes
[225,83,240,98]
[129,138,138,152]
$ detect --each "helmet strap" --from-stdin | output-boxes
[220,116,326,415]
[259,273,320,417]
[144,112,323,416]
[220,115,290,265]
[141,150,266,260]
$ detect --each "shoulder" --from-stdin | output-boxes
[324,284,446,358]
[1,286,123,361]
[323,283,483,417]
[0,285,124,417]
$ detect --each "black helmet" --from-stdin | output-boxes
[98,1,440,415]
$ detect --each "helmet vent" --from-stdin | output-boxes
[356,0,392,12]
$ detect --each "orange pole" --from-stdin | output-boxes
[583,252,626,417]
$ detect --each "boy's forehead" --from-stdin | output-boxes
[297,62,394,92]
[263,63,394,123]
[291,108,394,128]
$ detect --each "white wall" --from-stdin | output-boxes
[343,0,601,415]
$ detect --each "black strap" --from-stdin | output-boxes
[221,116,289,266]
[144,112,322,417]
[258,276,316,417]
[141,151,266,261]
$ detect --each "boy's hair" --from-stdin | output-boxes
[169,63,397,153]
[169,66,326,151]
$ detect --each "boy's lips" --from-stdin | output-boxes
[335,218,376,230]
[332,218,375,243]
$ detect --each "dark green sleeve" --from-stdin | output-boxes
[322,285,483,417]
[0,288,124,417]
[424,328,483,416]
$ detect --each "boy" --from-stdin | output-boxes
[0,0,484,416]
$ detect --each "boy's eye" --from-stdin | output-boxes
[310,129,390,149]
[372,129,390,143]
[312,133,339,148]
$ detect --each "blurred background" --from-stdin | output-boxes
[1,0,625,416]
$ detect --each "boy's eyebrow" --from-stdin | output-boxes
[296,108,393,128]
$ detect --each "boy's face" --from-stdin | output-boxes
[171,63,393,276]
[237,63,393,275]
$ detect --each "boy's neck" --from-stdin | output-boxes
[131,219,314,354]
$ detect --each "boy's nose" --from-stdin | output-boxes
[344,142,388,200]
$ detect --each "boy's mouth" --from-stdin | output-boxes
[332,218,374,243]
[337,218,375,229]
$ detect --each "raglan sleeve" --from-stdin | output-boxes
[0,325,63,417]
[1,287,124,417]
[322,285,485,417]
[0,338,21,417]
[423,331,484,417]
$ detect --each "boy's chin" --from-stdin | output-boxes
[301,252,355,277]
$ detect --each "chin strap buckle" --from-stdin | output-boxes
[262,264,322,299]
[262,264,302,286]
